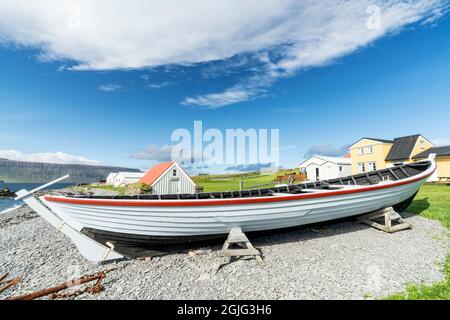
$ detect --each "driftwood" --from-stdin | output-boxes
[6,268,115,300]
[0,273,8,282]
[0,277,21,294]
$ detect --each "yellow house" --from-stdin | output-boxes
[413,146,450,181]
[348,137,394,174]
[349,134,435,175]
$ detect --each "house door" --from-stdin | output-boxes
[169,180,179,194]
[315,168,320,181]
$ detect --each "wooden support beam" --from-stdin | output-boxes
[215,228,264,272]
[358,207,411,233]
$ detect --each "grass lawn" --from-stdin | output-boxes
[193,168,304,192]
[193,173,280,192]
[386,184,450,300]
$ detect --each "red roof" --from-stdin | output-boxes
[344,153,351,158]
[138,161,175,185]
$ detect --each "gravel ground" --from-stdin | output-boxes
[0,205,448,300]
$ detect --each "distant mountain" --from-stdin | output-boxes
[0,158,141,183]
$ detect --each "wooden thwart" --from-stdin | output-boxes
[215,228,264,272]
[358,207,411,233]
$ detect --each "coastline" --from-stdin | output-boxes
[0,204,447,300]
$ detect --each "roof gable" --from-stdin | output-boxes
[299,155,351,167]
[349,137,393,149]
[139,161,175,185]
[385,134,422,161]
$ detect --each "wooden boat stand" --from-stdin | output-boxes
[358,207,411,233]
[215,228,265,272]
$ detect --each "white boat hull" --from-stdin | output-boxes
[42,178,425,238]
[17,156,435,261]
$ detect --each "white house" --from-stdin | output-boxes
[299,156,352,181]
[106,173,118,186]
[138,161,197,195]
[113,172,145,187]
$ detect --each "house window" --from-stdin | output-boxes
[358,163,366,173]
[358,148,364,155]
[366,146,373,154]
[368,162,377,172]
[172,169,177,176]
[420,140,425,149]
[339,166,343,172]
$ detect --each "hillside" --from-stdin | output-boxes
[0,158,141,183]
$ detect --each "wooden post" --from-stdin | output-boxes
[215,228,264,272]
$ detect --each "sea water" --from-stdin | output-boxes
[0,182,74,214]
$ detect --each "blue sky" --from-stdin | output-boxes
[0,1,449,173]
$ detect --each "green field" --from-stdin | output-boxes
[193,169,299,192]
[386,184,450,300]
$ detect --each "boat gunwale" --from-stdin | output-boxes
[43,161,436,207]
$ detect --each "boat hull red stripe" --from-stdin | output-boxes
[43,168,433,207]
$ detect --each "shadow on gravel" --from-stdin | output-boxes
[249,217,370,248]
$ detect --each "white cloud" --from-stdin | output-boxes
[0,149,101,165]
[147,81,174,89]
[98,84,121,92]
[182,87,254,109]
[0,0,447,107]
[131,145,174,162]
[304,144,350,158]
[131,144,207,163]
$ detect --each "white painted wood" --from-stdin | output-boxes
[23,159,436,262]
[14,175,70,200]
[43,159,435,238]
[151,162,196,195]
[113,172,144,187]
[299,156,351,181]
[15,189,123,263]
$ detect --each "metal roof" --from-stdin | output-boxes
[138,161,175,186]
[385,135,420,161]
[414,146,450,159]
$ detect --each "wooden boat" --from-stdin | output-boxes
[16,155,436,262]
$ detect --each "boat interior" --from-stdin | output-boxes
[59,161,431,200]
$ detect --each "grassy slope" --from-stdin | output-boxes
[386,184,450,300]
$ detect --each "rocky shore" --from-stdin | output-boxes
[0,205,448,300]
